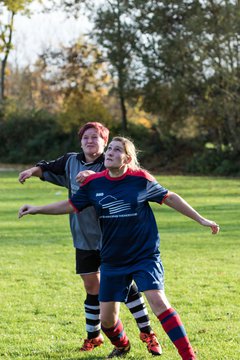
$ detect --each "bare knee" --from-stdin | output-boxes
[144,289,171,316]
[80,273,100,294]
[100,302,120,329]
[101,318,116,328]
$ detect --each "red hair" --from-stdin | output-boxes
[78,122,109,145]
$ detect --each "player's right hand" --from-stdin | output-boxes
[19,170,32,184]
[18,204,37,218]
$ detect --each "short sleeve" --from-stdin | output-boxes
[70,187,92,211]
[146,180,168,204]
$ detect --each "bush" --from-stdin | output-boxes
[0,109,239,177]
[0,110,79,163]
[185,149,240,176]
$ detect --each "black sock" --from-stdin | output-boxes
[84,293,101,339]
[125,283,151,334]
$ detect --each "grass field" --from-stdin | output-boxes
[0,171,239,359]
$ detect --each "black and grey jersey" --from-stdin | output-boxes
[37,152,105,250]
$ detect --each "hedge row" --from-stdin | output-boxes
[0,110,239,176]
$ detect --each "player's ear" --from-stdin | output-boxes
[125,154,132,165]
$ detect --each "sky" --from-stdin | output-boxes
[9,1,92,67]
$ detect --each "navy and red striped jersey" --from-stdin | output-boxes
[70,168,168,266]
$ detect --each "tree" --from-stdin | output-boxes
[127,0,240,155]
[194,0,240,155]
[0,0,33,102]
[127,1,202,131]
[5,37,113,120]
[44,0,87,14]
[5,59,63,112]
[37,39,110,95]
[85,0,140,131]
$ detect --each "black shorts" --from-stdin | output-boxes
[75,249,101,274]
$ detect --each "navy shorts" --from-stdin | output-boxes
[99,257,164,302]
[75,249,101,274]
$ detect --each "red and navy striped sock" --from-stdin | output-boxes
[158,308,196,360]
[101,319,129,348]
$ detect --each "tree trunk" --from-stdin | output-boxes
[0,62,3,102]
[118,67,128,131]
[119,92,128,131]
[0,58,7,102]
[0,11,15,102]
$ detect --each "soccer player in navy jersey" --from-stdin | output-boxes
[19,136,220,359]
[18,124,161,355]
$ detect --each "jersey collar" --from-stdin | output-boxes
[77,152,105,166]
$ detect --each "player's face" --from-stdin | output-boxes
[104,140,129,170]
[81,128,105,158]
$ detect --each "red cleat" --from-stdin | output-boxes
[80,334,104,351]
[140,332,162,356]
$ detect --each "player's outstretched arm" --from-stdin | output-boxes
[164,191,220,235]
[19,166,43,184]
[18,200,74,218]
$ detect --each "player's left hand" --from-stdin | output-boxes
[201,219,220,234]
[210,224,220,234]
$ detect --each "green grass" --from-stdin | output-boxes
[0,171,239,359]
